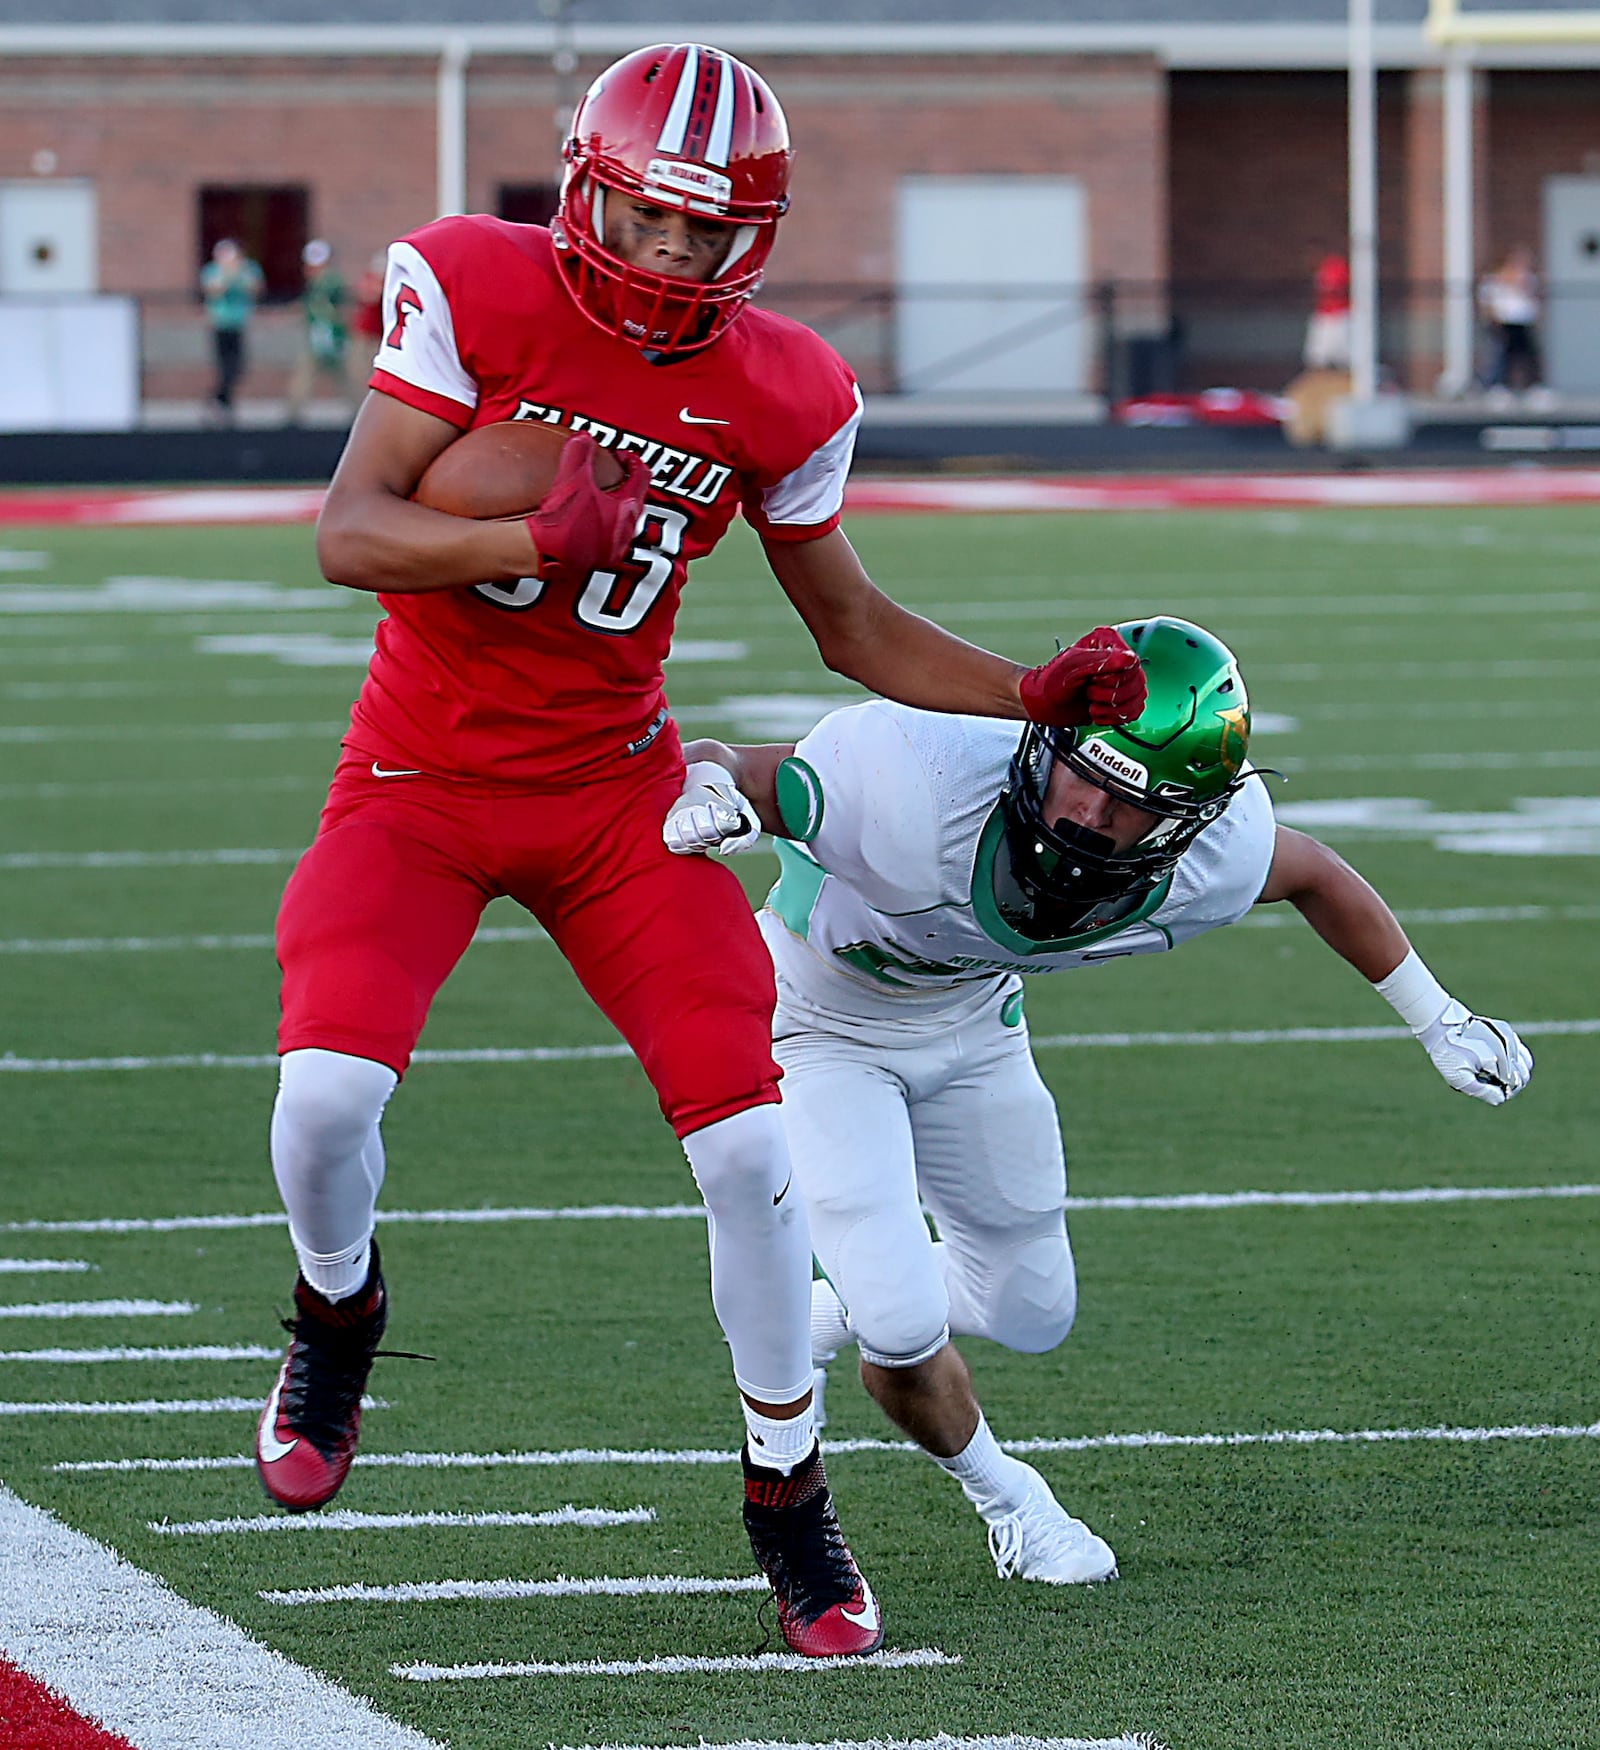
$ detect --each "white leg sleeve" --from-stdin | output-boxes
[911,1023,1077,1356]
[681,1104,814,1406]
[775,1029,950,1369]
[270,1048,398,1299]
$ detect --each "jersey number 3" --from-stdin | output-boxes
[472,503,686,634]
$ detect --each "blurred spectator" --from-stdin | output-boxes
[1303,251,1351,371]
[199,237,264,422]
[285,239,352,424]
[346,251,386,405]
[1479,245,1545,400]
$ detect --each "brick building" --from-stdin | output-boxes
[2,0,1600,408]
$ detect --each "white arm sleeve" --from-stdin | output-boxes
[787,701,943,914]
[376,241,478,415]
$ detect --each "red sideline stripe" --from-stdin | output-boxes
[0,1657,137,1750]
[6,467,1600,528]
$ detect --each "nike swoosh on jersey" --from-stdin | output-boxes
[371,762,423,778]
[839,1582,879,1632]
[257,1366,299,1463]
[772,1175,792,1207]
[679,407,731,425]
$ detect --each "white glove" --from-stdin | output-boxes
[662,760,761,857]
[1416,1001,1534,1106]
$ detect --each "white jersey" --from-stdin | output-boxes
[760,700,1276,1038]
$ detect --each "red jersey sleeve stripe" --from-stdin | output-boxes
[369,370,475,429]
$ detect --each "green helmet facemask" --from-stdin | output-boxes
[998,617,1253,938]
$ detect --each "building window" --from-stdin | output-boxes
[198,185,308,303]
[498,182,559,227]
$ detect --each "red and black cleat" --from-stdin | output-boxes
[255,1247,388,1513]
[742,1442,884,1657]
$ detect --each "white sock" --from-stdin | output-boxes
[743,1402,817,1475]
[811,1277,852,1364]
[293,1233,373,1304]
[932,1412,1033,1515]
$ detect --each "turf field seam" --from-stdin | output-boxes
[3,1017,1596,1074]
[262,1573,771,1605]
[7,1182,1598,1237]
[390,1648,959,1681]
[53,1420,1600,1475]
[151,1506,656,1535]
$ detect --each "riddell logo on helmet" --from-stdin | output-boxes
[1079,738,1149,789]
[645,158,734,213]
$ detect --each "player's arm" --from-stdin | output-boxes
[661,738,793,856]
[1256,826,1533,1105]
[316,392,541,594]
[1255,825,1408,980]
[760,529,1145,729]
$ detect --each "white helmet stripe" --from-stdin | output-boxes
[656,44,698,156]
[705,51,735,167]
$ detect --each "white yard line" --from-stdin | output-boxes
[0,847,300,869]
[0,1258,91,1274]
[264,1573,770,1606]
[6,1182,1597,1240]
[54,1419,1600,1477]
[550,1738,1158,1750]
[0,1344,276,1363]
[5,1017,1595,1076]
[393,1648,959,1681]
[153,1505,655,1536]
[0,924,548,956]
[0,1482,444,1748]
[0,723,342,742]
[0,905,1585,956]
[0,1298,195,1319]
[0,1395,277,1417]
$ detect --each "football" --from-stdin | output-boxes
[413,420,626,519]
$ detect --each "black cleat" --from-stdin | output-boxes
[742,1442,883,1657]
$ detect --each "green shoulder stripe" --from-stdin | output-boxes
[775,756,825,842]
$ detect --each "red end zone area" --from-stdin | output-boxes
[3,469,1600,527]
[0,1659,137,1750]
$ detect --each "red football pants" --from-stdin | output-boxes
[276,736,781,1137]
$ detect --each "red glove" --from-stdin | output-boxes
[1018,626,1147,728]
[526,432,650,583]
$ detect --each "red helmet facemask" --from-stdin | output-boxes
[552,43,792,357]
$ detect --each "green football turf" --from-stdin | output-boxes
[0,505,1596,1749]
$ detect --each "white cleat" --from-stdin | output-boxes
[983,1465,1118,1584]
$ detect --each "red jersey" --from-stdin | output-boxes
[1312,254,1350,317]
[349,216,862,785]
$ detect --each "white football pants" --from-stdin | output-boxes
[773,982,1077,1368]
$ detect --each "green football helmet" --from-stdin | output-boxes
[999,616,1253,937]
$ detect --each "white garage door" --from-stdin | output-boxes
[895,176,1087,395]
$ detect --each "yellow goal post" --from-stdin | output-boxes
[1428,0,1600,43]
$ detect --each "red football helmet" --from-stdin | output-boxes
[552,43,792,356]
